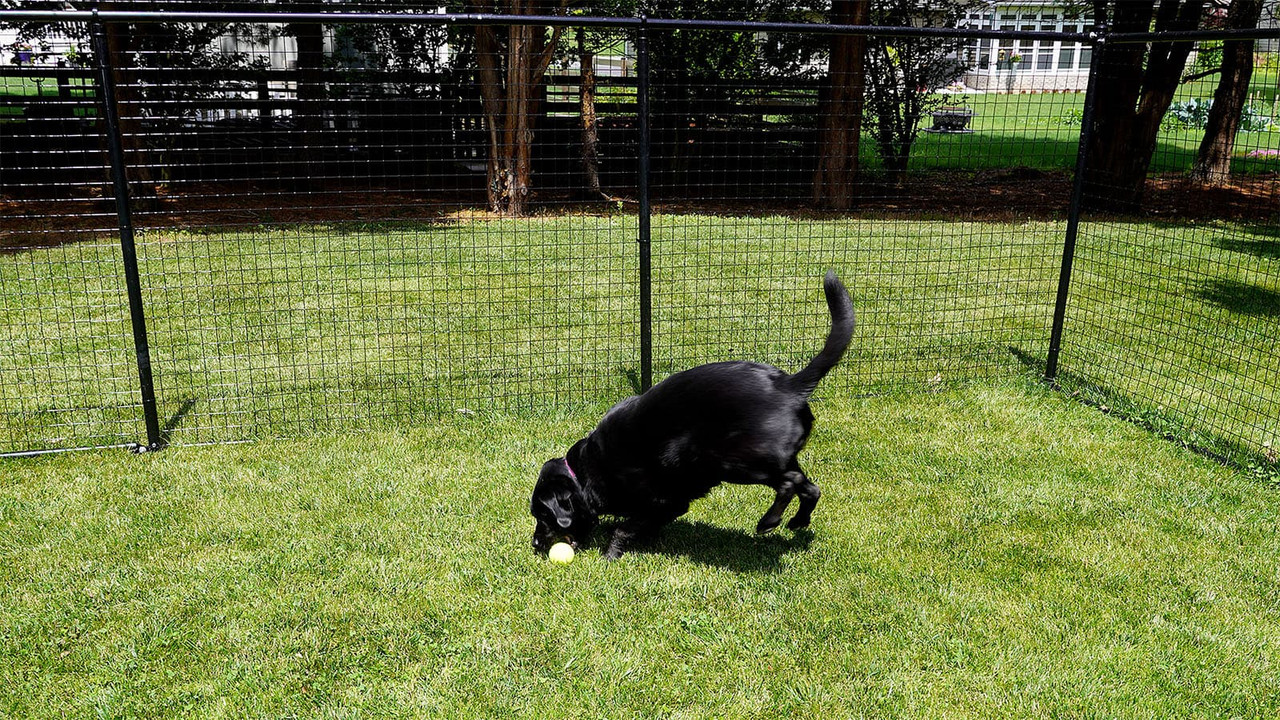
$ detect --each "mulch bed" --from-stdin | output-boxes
[3,170,1276,252]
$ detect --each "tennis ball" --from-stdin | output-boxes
[548,542,575,564]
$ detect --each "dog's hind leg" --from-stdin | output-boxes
[755,471,802,535]
[782,457,821,530]
[787,476,821,530]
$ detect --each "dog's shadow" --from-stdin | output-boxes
[595,519,815,573]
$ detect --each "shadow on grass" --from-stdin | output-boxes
[158,397,198,449]
[1216,235,1280,260]
[1198,280,1280,317]
[623,367,643,394]
[603,519,814,573]
[1008,345,1277,479]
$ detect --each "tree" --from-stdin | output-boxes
[1081,0,1207,211]
[812,0,870,210]
[566,0,634,201]
[576,27,607,200]
[641,0,825,176]
[1190,0,1266,185]
[861,0,977,181]
[469,0,569,216]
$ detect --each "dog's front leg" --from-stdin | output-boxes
[603,504,688,560]
[602,520,643,560]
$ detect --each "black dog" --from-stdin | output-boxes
[531,271,854,560]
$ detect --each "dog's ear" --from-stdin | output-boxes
[550,488,574,528]
[534,486,573,529]
[534,469,576,529]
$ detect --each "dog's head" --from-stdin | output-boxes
[530,454,595,553]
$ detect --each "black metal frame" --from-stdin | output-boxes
[89,16,162,452]
[1044,22,1105,385]
[635,14,653,392]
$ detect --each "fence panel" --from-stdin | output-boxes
[99,21,642,443]
[0,58,146,453]
[1058,36,1280,462]
[0,11,1277,466]
[645,24,1079,396]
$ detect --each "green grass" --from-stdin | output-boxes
[2,380,1278,717]
[1,209,1277,714]
[908,74,1280,174]
[1058,218,1280,465]
[2,214,1275,463]
[0,76,61,100]
[2,216,1063,450]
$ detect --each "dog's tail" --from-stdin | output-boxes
[789,270,855,397]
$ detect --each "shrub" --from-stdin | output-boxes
[1163,98,1273,132]
[1054,108,1083,126]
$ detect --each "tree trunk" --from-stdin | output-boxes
[1082,0,1205,211]
[578,32,605,200]
[1191,0,1264,185]
[473,22,505,211]
[812,0,871,210]
[470,0,564,216]
[293,21,327,189]
[504,22,531,216]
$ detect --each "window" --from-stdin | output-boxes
[1037,49,1053,70]
[1058,46,1076,70]
[1079,47,1093,69]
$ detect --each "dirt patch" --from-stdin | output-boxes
[3,171,1276,252]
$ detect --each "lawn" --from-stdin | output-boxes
[1,205,1277,714]
[910,70,1280,174]
[3,215,1063,451]
[0,75,77,119]
[3,379,1279,717]
[5,213,1276,462]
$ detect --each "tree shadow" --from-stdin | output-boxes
[593,519,814,573]
[1213,224,1280,260]
[1215,235,1280,260]
[1197,279,1280,318]
[622,367,643,394]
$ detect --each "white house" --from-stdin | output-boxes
[959,2,1095,93]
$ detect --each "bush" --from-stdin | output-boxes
[1163,98,1273,132]
[1054,108,1083,126]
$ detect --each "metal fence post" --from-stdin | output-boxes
[636,14,653,391]
[91,16,163,451]
[1045,24,1105,385]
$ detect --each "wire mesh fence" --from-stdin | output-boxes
[0,9,1277,468]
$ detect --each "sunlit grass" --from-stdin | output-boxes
[2,214,1275,463]
[2,380,1278,717]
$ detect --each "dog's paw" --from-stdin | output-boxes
[755,516,782,535]
[786,515,811,531]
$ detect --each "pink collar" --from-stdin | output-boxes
[563,457,576,480]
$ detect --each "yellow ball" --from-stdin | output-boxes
[548,542,575,564]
